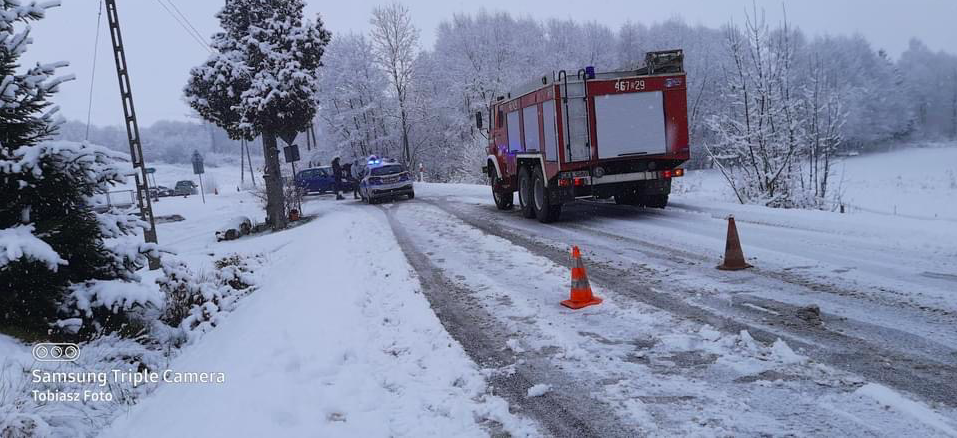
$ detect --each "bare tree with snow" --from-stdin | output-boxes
[799,55,847,204]
[371,2,419,167]
[316,33,395,161]
[707,9,807,207]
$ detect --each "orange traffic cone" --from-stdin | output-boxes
[717,215,752,270]
[561,246,602,309]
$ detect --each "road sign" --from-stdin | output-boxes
[191,150,205,175]
[283,144,300,163]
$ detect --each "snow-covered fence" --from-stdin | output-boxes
[90,189,135,213]
[825,199,957,222]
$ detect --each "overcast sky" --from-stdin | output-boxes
[23,0,957,128]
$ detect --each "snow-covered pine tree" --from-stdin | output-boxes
[185,0,330,230]
[1,1,160,339]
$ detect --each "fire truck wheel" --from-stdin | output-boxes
[489,162,513,210]
[532,167,562,223]
[518,166,536,218]
[492,189,513,210]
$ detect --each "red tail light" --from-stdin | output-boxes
[558,179,571,187]
[662,169,684,179]
[574,177,585,186]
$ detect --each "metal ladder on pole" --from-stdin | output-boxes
[104,0,160,269]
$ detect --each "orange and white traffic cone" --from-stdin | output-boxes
[561,246,602,309]
[717,215,752,270]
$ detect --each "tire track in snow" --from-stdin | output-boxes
[550,216,957,366]
[384,203,628,438]
[422,198,957,408]
[437,196,957,354]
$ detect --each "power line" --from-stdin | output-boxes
[167,0,209,51]
[152,0,212,53]
[85,0,103,140]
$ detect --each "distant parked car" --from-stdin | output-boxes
[358,160,414,204]
[173,180,198,196]
[150,185,173,198]
[295,166,355,195]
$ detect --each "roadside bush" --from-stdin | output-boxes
[158,255,261,344]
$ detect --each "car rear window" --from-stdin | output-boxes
[370,165,404,176]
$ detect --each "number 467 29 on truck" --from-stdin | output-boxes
[479,50,690,223]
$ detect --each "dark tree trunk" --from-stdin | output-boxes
[262,131,287,230]
[400,106,411,166]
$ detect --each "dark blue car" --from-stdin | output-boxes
[295,166,355,195]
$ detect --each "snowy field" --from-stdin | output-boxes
[3,144,957,437]
[675,142,957,220]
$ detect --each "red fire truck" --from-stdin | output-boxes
[479,50,689,222]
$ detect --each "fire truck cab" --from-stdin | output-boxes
[480,50,690,222]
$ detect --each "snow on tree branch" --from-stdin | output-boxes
[0,224,65,270]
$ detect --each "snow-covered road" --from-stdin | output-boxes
[382,183,957,436]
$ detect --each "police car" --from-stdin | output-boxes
[358,157,414,204]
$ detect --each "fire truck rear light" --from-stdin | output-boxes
[558,179,571,187]
[574,177,585,186]
[673,168,685,177]
[662,170,672,178]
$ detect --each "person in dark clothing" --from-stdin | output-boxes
[331,157,344,200]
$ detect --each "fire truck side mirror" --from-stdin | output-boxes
[475,111,483,130]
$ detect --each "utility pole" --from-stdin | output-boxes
[104,0,160,269]
[246,137,256,187]
[952,68,956,140]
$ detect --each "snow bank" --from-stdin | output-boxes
[101,204,537,437]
